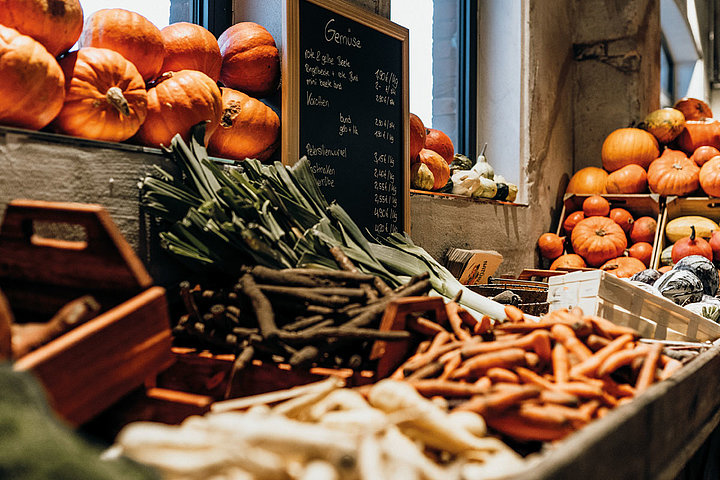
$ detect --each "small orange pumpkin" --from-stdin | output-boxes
[417,148,450,190]
[135,70,222,148]
[647,148,700,196]
[699,156,720,197]
[672,225,713,263]
[605,164,647,194]
[218,22,279,98]
[160,22,222,81]
[674,97,713,121]
[424,128,454,164]
[600,256,647,278]
[563,211,585,235]
[0,0,83,56]
[658,265,672,273]
[550,254,586,271]
[608,208,634,234]
[630,216,657,244]
[409,113,426,162]
[582,195,610,217]
[571,216,628,267]
[538,233,564,260]
[709,231,720,261]
[54,47,147,142]
[0,25,65,130]
[628,242,653,267]
[79,8,165,82]
[565,167,608,194]
[601,127,659,172]
[207,87,280,162]
[675,120,720,155]
[691,146,720,167]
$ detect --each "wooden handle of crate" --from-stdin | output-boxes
[0,199,152,291]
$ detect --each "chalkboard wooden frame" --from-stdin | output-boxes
[281,0,410,233]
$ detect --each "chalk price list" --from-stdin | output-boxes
[372,156,399,234]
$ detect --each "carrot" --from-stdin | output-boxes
[525,352,541,368]
[454,384,541,414]
[578,399,601,419]
[416,339,432,354]
[446,302,472,341]
[553,382,604,399]
[635,343,663,393]
[473,315,493,335]
[451,348,527,379]
[552,343,570,383]
[474,376,492,390]
[547,309,593,336]
[569,333,634,378]
[485,412,573,442]
[538,389,580,407]
[569,306,585,318]
[514,366,555,390]
[407,316,447,336]
[504,305,525,323]
[517,403,570,428]
[588,315,640,339]
[596,406,610,418]
[486,367,520,384]
[659,357,683,381]
[551,324,593,362]
[599,378,635,398]
[586,334,611,351]
[438,352,462,381]
[408,379,491,397]
[460,330,551,361]
[597,345,650,377]
[457,307,480,329]
[406,361,444,380]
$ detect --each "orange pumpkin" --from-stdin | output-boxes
[80,8,165,82]
[160,22,222,81]
[642,108,685,144]
[409,113,426,162]
[424,128,454,164]
[601,127,659,172]
[674,97,713,121]
[550,254,586,271]
[218,22,279,98]
[0,25,64,130]
[563,211,585,235]
[605,164,647,194]
[628,242,653,267]
[672,226,713,263]
[207,87,280,162]
[647,148,700,196]
[709,231,720,261]
[600,256,647,278]
[571,216,627,267]
[566,167,608,195]
[538,233,564,260]
[699,156,720,197]
[691,146,720,167]
[582,195,610,217]
[135,70,222,148]
[54,48,147,142]
[658,265,672,273]
[630,216,657,244]
[417,148,450,190]
[0,0,83,56]
[675,120,720,155]
[609,208,634,234]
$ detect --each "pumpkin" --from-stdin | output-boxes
[582,195,610,217]
[409,113,426,161]
[538,233,564,260]
[605,164,647,194]
[672,226,713,263]
[550,254,586,271]
[653,269,704,305]
[160,22,222,81]
[630,216,657,244]
[472,177,498,199]
[79,9,165,83]
[0,25,64,130]
[424,128,454,164]
[506,183,519,203]
[417,148,450,190]
[647,148,700,196]
[207,87,280,162]
[675,120,720,155]
[642,108,686,144]
[571,216,628,267]
[53,48,147,142]
[665,216,718,243]
[449,153,472,173]
[699,156,720,198]
[660,244,673,266]
[218,22,279,98]
[134,70,222,148]
[691,146,720,167]
[410,162,434,191]
[601,127,659,172]
[600,256,646,278]
[627,280,663,296]
[674,97,713,121]
[563,211,585,235]
[710,231,720,261]
[658,265,673,273]
[566,167,608,194]
[628,241,653,267]
[608,208,634,234]
[673,255,719,296]
[630,268,662,285]
[0,0,83,56]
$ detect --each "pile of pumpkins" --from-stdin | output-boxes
[537,195,658,277]
[409,114,518,202]
[0,0,280,162]
[567,97,720,198]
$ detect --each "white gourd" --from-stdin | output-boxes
[472,177,498,199]
[471,143,494,179]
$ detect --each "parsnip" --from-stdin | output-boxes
[448,411,487,437]
[358,433,388,480]
[300,460,339,480]
[319,408,388,434]
[309,388,373,420]
[380,426,455,480]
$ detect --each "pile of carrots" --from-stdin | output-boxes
[393,303,686,443]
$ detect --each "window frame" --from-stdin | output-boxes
[457,0,478,161]
[193,0,232,37]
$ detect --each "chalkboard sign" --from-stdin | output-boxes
[282,0,409,234]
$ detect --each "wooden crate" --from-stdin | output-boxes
[555,193,663,268]
[653,196,720,269]
[547,269,720,342]
[0,200,174,425]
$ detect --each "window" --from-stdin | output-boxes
[80,0,175,28]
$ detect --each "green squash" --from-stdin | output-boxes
[450,153,473,173]
[411,162,435,191]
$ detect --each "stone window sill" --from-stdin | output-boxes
[410,189,528,207]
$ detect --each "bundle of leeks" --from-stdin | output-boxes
[141,124,509,321]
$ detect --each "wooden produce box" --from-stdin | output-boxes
[653,196,720,269]
[555,193,663,268]
[547,269,720,342]
[0,200,174,426]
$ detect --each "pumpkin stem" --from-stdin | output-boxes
[106,87,130,117]
[690,225,696,242]
[595,228,607,237]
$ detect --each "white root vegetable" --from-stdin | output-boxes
[309,388,373,420]
[358,433,388,480]
[300,460,339,480]
[319,408,388,434]
[381,426,456,480]
[461,446,526,480]
[448,411,487,438]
